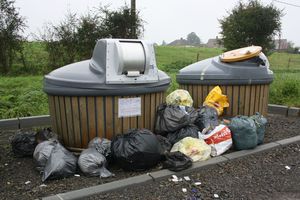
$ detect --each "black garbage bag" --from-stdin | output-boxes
[33,140,56,172]
[162,151,192,172]
[155,104,198,135]
[156,135,172,153]
[194,106,219,133]
[167,125,199,145]
[88,137,111,158]
[228,116,257,150]
[35,128,57,143]
[111,129,163,171]
[42,142,77,182]
[10,131,37,157]
[250,112,268,145]
[78,148,113,178]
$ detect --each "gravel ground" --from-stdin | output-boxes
[91,141,300,200]
[0,114,299,200]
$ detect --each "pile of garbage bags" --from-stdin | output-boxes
[9,86,268,181]
[153,87,268,167]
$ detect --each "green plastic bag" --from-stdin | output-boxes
[228,116,257,150]
[250,112,267,145]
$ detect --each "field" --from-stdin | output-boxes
[1,44,300,119]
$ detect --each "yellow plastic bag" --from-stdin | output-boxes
[166,89,193,107]
[203,86,229,116]
[170,137,211,162]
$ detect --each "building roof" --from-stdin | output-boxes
[206,38,223,48]
[168,38,189,46]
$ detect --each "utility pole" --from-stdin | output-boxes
[278,32,282,51]
[131,0,136,38]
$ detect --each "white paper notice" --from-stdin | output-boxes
[118,97,141,118]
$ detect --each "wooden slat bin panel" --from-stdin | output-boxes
[48,92,164,149]
[179,84,269,117]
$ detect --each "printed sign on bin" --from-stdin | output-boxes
[118,97,141,118]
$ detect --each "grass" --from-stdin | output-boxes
[269,73,300,107]
[0,76,48,119]
[1,45,300,119]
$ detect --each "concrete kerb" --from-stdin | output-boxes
[0,118,19,130]
[42,136,300,200]
[223,142,280,160]
[287,107,300,117]
[268,104,300,117]
[275,135,300,146]
[268,104,288,116]
[19,115,51,128]
[0,115,51,130]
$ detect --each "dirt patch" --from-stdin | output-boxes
[0,114,299,200]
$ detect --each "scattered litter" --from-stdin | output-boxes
[74,174,80,177]
[170,175,183,182]
[39,184,47,187]
[25,181,31,185]
[285,166,291,170]
[191,188,198,193]
[214,194,219,198]
[194,182,202,186]
[17,162,21,165]
[171,178,178,183]
[147,173,155,181]
[7,182,10,185]
[184,176,191,181]
[182,188,187,193]
[4,163,8,166]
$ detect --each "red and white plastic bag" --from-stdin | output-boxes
[199,124,232,156]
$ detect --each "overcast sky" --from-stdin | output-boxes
[15,0,300,46]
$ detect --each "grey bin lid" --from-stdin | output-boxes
[44,39,170,96]
[176,52,274,85]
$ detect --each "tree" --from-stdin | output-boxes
[101,6,143,39]
[77,13,104,59]
[0,0,26,74]
[219,0,282,52]
[40,13,78,69]
[186,32,201,46]
[41,5,144,70]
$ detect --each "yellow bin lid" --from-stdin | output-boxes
[220,46,262,63]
